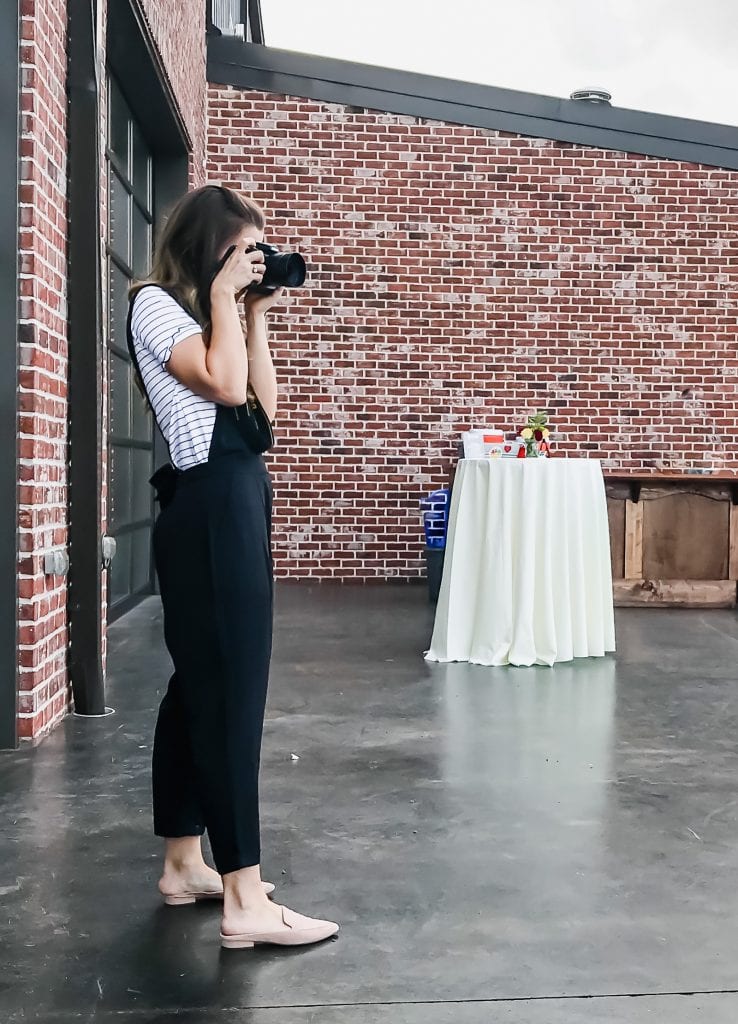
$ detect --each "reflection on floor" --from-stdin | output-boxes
[1,585,738,1023]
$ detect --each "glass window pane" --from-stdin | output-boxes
[132,204,151,279]
[132,448,153,522]
[110,532,132,606]
[108,261,130,351]
[131,121,152,212]
[110,446,131,530]
[109,170,130,267]
[131,527,153,593]
[108,79,130,177]
[110,351,130,439]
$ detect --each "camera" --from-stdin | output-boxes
[212,242,307,297]
[248,241,306,295]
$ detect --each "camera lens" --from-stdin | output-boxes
[262,251,306,289]
[252,242,307,292]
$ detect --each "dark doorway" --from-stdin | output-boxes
[102,0,192,624]
[106,77,156,620]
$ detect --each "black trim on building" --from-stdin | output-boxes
[0,0,19,748]
[67,0,105,716]
[107,0,193,156]
[207,38,738,171]
[107,1,191,191]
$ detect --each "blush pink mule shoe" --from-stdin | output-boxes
[220,904,339,949]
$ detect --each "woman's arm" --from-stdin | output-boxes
[167,245,265,406]
[243,290,281,423]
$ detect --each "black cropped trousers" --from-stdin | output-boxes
[151,453,273,875]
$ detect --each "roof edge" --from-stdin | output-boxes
[207,37,738,171]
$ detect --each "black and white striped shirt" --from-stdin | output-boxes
[131,287,217,470]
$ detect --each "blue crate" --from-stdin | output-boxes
[420,489,451,549]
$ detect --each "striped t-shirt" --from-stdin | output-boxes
[130,286,217,470]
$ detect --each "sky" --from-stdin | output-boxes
[260,0,738,127]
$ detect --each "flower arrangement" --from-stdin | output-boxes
[518,411,551,458]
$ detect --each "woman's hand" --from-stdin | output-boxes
[210,244,265,299]
[243,286,285,317]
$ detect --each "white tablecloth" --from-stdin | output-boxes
[426,459,615,667]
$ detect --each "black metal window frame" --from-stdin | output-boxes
[105,75,157,619]
[105,0,193,575]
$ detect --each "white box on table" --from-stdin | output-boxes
[462,430,522,459]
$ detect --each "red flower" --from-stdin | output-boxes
[534,429,543,442]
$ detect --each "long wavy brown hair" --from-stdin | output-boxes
[130,184,265,327]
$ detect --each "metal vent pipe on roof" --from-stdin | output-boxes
[570,87,612,104]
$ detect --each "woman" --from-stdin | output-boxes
[127,185,338,950]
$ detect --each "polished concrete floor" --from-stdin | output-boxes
[2,585,738,1023]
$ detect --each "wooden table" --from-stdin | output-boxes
[605,471,738,608]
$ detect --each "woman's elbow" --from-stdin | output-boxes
[212,383,249,407]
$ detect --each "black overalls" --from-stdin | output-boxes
[127,293,274,875]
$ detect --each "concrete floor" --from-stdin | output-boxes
[2,585,738,1023]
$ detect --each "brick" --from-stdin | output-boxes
[207,84,738,582]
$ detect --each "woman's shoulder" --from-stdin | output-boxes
[131,283,180,314]
[130,284,199,331]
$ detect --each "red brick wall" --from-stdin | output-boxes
[17,0,70,739]
[17,1,206,741]
[206,87,738,581]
